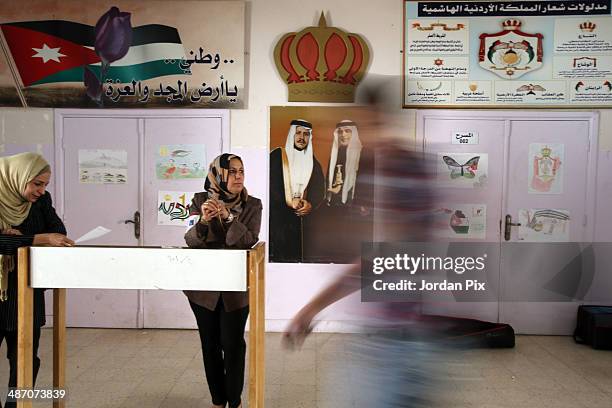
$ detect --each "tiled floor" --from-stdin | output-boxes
[0,329,610,407]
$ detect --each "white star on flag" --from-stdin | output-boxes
[31,44,66,63]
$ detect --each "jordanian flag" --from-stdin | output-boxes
[0,20,187,87]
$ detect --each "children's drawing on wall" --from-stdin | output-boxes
[437,153,488,188]
[158,191,196,226]
[156,144,206,180]
[78,149,127,184]
[433,204,487,239]
[528,143,563,194]
[518,209,570,241]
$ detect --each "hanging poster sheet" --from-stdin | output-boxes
[78,149,127,184]
[157,191,196,226]
[528,143,564,194]
[434,204,487,239]
[518,208,570,241]
[0,0,245,108]
[75,226,111,244]
[436,152,488,188]
[403,0,612,108]
[156,144,206,180]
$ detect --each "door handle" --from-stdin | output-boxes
[504,214,521,241]
[124,211,141,240]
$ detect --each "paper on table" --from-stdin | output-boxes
[75,226,111,244]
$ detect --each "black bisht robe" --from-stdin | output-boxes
[268,148,325,262]
[307,148,374,263]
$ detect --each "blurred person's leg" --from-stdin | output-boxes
[350,325,445,408]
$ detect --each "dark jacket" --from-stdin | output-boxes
[0,192,66,330]
[184,192,262,311]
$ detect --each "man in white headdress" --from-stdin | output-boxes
[269,119,325,262]
[307,119,371,263]
[326,120,363,206]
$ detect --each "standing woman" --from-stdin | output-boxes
[184,153,262,408]
[0,152,73,408]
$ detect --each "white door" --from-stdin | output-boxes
[141,116,228,328]
[58,116,141,327]
[55,109,229,328]
[500,118,597,334]
[418,111,598,334]
[420,116,504,322]
[142,146,269,328]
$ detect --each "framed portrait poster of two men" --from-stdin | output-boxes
[269,106,375,264]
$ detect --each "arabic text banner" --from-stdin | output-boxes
[403,0,612,108]
[0,0,245,108]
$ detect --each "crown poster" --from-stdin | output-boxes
[274,13,370,103]
[0,0,245,108]
[403,0,612,108]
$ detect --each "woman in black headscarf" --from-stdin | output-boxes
[0,152,73,408]
[184,153,262,408]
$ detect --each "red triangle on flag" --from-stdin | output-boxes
[1,25,101,87]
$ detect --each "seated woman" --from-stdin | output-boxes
[0,152,74,408]
[184,153,262,408]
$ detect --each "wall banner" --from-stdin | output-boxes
[0,0,245,108]
[403,0,612,108]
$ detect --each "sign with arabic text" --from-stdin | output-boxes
[0,0,245,108]
[452,131,479,144]
[403,0,612,108]
[157,191,196,226]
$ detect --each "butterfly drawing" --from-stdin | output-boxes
[442,155,480,179]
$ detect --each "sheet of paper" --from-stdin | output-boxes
[75,226,111,244]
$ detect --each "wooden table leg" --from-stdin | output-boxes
[255,244,265,407]
[248,252,258,407]
[17,247,33,408]
[248,243,266,408]
[53,288,66,408]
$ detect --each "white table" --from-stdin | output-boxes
[17,243,266,408]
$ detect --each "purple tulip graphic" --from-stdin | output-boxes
[94,6,132,66]
[84,6,133,105]
[83,66,102,102]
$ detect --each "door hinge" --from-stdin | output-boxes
[583,214,587,227]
